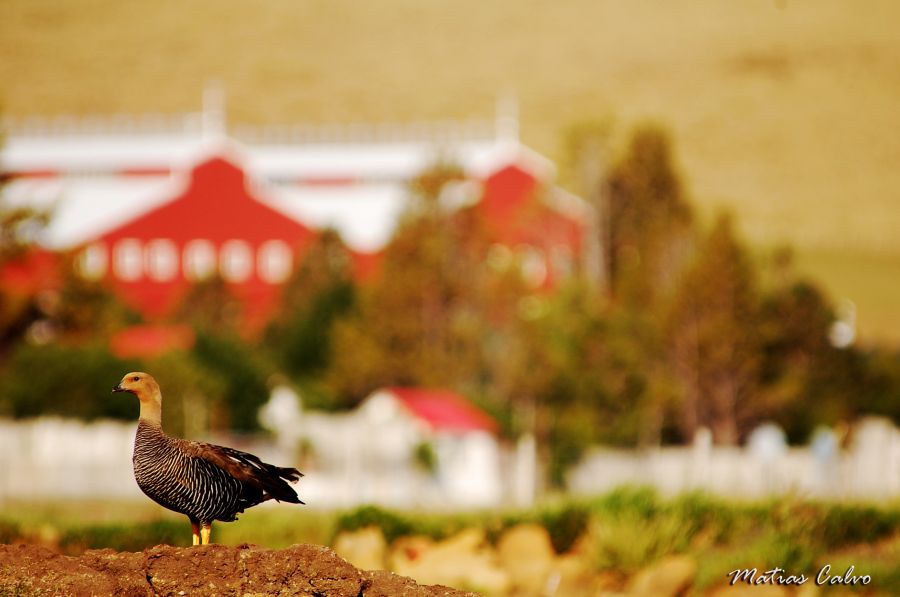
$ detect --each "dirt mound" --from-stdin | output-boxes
[0,542,476,596]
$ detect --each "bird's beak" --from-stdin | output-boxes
[112,384,125,393]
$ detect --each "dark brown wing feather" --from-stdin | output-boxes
[180,440,304,504]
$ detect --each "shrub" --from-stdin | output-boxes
[819,503,900,548]
[537,502,591,554]
[59,520,187,553]
[334,506,416,545]
[0,519,22,543]
[590,509,695,573]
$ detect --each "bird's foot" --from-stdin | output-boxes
[200,523,212,545]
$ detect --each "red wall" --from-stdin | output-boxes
[86,156,315,331]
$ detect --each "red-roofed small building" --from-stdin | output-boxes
[266,385,508,508]
[355,387,502,507]
[385,386,499,434]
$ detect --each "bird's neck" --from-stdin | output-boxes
[138,390,164,427]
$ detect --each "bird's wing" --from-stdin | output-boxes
[179,439,304,503]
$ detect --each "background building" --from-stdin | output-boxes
[1,97,594,332]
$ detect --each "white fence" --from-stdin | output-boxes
[1,416,898,505]
[568,417,900,501]
[0,417,140,500]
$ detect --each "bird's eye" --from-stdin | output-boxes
[132,376,140,382]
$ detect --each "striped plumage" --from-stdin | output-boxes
[114,372,303,545]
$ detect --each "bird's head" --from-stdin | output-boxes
[113,372,162,407]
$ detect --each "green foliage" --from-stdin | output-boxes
[336,502,591,556]
[535,502,591,554]
[143,351,227,438]
[665,213,762,444]
[0,519,22,544]
[325,163,492,403]
[191,331,270,432]
[49,256,142,339]
[818,503,900,549]
[58,520,187,553]
[174,275,243,332]
[266,229,357,389]
[585,489,900,590]
[591,507,696,573]
[0,342,138,420]
[334,506,419,545]
[273,279,355,379]
[606,123,693,307]
[0,186,50,356]
[412,441,438,475]
[589,485,662,518]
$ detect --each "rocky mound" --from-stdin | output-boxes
[0,542,476,597]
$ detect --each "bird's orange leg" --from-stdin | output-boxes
[191,520,200,546]
[200,522,212,545]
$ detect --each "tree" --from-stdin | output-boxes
[0,170,50,355]
[756,271,838,440]
[665,214,761,445]
[190,330,271,432]
[47,253,141,341]
[0,341,138,420]
[605,124,694,307]
[174,275,243,333]
[265,229,356,385]
[325,164,483,404]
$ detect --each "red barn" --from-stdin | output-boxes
[3,109,597,339]
[468,161,592,289]
[76,154,315,333]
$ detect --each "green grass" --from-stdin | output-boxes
[0,499,335,553]
[2,490,898,593]
[2,0,900,341]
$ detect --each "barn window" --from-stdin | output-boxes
[257,240,292,283]
[114,239,143,281]
[517,245,547,288]
[220,240,253,282]
[76,243,108,280]
[183,240,216,281]
[145,239,178,281]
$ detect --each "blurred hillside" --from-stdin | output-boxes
[2,0,900,342]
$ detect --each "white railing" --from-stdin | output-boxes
[1,113,205,138]
[1,114,499,146]
[3,416,893,505]
[567,417,900,501]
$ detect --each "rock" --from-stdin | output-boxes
[0,542,475,596]
[0,543,146,595]
[496,523,556,594]
[392,528,511,595]
[333,525,388,571]
[365,569,479,597]
[390,535,435,566]
[145,543,245,595]
[538,553,603,597]
[625,554,696,597]
[236,543,365,596]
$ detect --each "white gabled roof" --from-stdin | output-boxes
[1,112,575,253]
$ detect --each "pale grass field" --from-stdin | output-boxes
[1,0,899,341]
[2,498,335,548]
